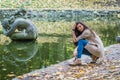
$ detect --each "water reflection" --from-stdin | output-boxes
[3,41,38,62]
[0,37,73,80]
[0,41,38,80]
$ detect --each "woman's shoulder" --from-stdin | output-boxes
[83,29,91,33]
[82,28,96,37]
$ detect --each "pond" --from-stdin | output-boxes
[0,16,120,80]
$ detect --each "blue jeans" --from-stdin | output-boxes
[77,39,91,58]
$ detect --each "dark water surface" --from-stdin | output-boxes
[0,17,120,80]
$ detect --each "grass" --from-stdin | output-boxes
[0,0,120,10]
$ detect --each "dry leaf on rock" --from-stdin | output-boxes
[17,75,24,79]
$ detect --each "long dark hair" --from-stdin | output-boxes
[74,22,89,37]
[73,22,95,46]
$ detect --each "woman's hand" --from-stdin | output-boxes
[73,38,77,42]
[72,22,76,30]
[72,22,77,42]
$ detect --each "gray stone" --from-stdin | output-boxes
[116,36,120,43]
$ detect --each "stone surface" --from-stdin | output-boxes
[116,36,120,43]
[0,9,120,22]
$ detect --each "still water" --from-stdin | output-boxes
[0,17,120,80]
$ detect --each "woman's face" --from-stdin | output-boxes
[76,23,84,32]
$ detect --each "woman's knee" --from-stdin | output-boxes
[78,39,88,46]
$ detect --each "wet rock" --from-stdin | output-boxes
[116,36,120,43]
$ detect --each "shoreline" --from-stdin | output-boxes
[0,9,120,22]
[13,43,120,80]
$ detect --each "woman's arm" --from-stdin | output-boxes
[72,23,77,42]
[76,29,92,41]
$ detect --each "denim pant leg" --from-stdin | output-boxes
[82,48,92,56]
[77,39,88,58]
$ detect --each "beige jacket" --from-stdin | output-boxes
[76,29,104,58]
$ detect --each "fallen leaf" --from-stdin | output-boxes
[7,74,16,77]
[92,73,98,77]
[17,75,24,79]
[66,72,72,75]
[73,73,83,78]
[31,73,40,77]
[79,70,86,74]
[54,72,62,75]
[45,74,51,79]
[110,66,115,69]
